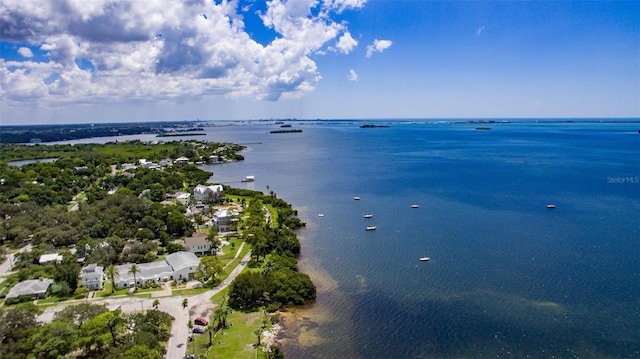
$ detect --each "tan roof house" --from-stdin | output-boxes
[184,232,216,256]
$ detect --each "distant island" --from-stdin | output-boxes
[0,121,205,144]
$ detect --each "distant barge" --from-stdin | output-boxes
[157,132,206,137]
[269,129,303,134]
[360,124,390,128]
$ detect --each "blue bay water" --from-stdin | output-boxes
[58,120,640,358]
[197,121,639,358]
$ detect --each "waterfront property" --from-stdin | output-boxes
[213,208,239,232]
[113,251,200,289]
[193,184,224,204]
[6,278,53,300]
[80,263,104,290]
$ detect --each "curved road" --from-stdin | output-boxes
[37,251,252,359]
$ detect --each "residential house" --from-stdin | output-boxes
[193,184,223,204]
[184,232,216,256]
[165,251,200,282]
[176,192,191,206]
[80,263,104,290]
[6,278,53,299]
[213,208,239,232]
[39,253,63,265]
[113,251,200,289]
[159,158,173,167]
[174,156,190,165]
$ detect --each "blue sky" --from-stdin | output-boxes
[0,0,638,125]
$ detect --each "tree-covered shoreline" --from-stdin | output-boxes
[0,139,315,358]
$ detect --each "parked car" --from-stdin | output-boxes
[194,317,208,326]
[185,355,198,359]
[192,327,205,334]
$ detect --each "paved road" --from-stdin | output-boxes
[36,251,252,359]
[0,244,32,284]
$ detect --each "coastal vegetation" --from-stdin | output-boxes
[0,139,314,358]
[0,303,173,359]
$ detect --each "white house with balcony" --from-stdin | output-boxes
[213,208,239,232]
[193,184,224,204]
[80,263,104,290]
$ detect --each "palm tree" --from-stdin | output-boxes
[128,264,141,290]
[105,264,119,294]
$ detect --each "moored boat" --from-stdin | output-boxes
[354,196,361,200]
[318,214,325,217]
[411,204,419,208]
[364,214,373,218]
[420,257,430,261]
[366,226,377,230]
[546,204,556,209]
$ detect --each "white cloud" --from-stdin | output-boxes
[366,39,392,58]
[348,69,358,81]
[17,47,34,58]
[335,32,357,54]
[0,0,376,108]
[322,0,367,14]
[477,26,485,37]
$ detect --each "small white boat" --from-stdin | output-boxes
[354,196,361,200]
[420,257,430,262]
[546,204,556,209]
[318,214,325,217]
[364,214,373,218]
[366,226,377,231]
[411,204,419,208]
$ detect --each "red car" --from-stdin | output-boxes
[194,318,208,326]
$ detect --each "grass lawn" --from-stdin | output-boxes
[96,282,130,297]
[191,288,270,359]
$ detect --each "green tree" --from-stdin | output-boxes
[0,305,41,359]
[54,253,81,294]
[53,303,109,328]
[152,299,160,310]
[196,256,223,286]
[128,264,141,290]
[105,264,119,293]
[124,345,162,359]
[78,310,126,354]
[27,320,79,359]
[182,298,188,310]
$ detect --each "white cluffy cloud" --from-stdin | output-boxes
[348,69,358,81]
[0,0,370,108]
[17,47,34,58]
[335,32,358,54]
[477,26,485,37]
[366,39,392,58]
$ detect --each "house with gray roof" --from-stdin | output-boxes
[165,251,200,281]
[6,278,53,299]
[113,251,200,289]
